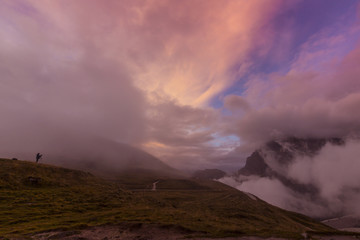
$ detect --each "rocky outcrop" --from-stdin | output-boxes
[238,151,269,177]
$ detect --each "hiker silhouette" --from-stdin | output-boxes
[36,153,42,163]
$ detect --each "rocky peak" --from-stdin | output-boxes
[237,137,345,194]
[238,151,269,177]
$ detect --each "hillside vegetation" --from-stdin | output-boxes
[0,158,336,239]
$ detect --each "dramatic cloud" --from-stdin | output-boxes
[1,0,360,179]
[0,0,303,168]
[226,25,360,149]
[0,0,147,159]
[224,95,251,113]
[216,2,360,218]
[22,0,294,107]
[289,140,360,207]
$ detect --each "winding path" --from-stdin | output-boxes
[152,180,160,191]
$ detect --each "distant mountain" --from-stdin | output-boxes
[38,136,181,178]
[237,137,344,194]
[192,169,226,180]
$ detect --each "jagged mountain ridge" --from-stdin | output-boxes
[238,137,345,194]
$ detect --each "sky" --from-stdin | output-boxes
[1,0,360,171]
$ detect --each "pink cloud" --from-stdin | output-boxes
[224,95,251,113]
[22,0,299,106]
[228,20,360,146]
[2,0,359,172]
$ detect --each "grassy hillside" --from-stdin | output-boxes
[0,158,336,239]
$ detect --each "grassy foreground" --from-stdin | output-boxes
[0,158,335,239]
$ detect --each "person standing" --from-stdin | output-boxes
[36,153,42,163]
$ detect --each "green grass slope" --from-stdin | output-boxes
[0,158,336,239]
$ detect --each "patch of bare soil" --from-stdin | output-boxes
[32,223,191,240]
[30,224,360,240]
[312,236,360,240]
[30,224,288,240]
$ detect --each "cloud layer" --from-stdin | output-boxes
[1,0,360,174]
[0,0,300,166]
[225,20,360,151]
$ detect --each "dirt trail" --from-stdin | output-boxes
[31,224,287,240]
[152,180,160,191]
[30,224,360,240]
